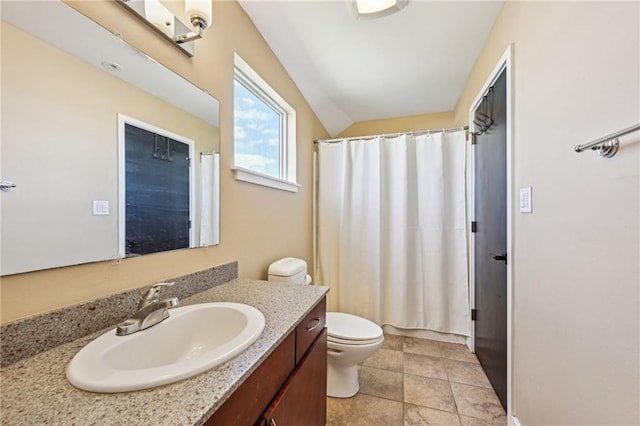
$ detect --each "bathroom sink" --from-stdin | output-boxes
[66,302,265,393]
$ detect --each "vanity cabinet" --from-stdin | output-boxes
[205,297,326,426]
[259,328,327,426]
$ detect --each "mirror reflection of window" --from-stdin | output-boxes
[120,118,194,257]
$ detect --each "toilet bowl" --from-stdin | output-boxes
[267,258,385,399]
[326,312,384,398]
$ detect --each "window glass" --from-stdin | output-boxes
[233,79,281,178]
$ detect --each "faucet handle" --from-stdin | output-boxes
[140,282,175,303]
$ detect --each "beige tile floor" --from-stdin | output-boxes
[327,335,507,426]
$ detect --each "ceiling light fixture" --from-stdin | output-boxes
[117,0,212,57]
[352,0,408,19]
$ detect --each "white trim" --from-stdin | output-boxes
[117,114,196,257]
[468,44,515,420]
[467,124,476,353]
[118,116,126,258]
[509,415,523,426]
[232,166,301,193]
[233,53,297,189]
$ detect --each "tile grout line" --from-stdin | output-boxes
[438,340,461,418]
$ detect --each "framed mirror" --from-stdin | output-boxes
[0,1,220,276]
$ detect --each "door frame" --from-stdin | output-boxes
[467,44,515,422]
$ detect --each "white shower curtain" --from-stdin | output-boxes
[317,131,470,336]
[200,152,220,246]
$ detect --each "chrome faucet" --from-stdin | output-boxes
[116,282,179,336]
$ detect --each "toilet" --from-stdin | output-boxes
[268,257,384,398]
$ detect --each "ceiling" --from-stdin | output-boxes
[238,0,504,136]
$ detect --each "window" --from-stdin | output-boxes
[233,53,299,192]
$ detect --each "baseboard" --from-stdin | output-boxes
[509,414,522,426]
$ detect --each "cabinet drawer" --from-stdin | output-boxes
[295,297,326,364]
[205,332,295,426]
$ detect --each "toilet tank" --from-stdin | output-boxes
[268,257,307,284]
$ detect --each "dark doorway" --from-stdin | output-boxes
[125,123,191,256]
[473,69,508,410]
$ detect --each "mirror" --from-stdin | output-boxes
[0,1,220,276]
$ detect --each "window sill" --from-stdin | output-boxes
[232,166,300,193]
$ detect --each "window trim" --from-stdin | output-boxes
[232,165,302,193]
[233,53,297,191]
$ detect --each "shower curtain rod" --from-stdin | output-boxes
[314,125,469,144]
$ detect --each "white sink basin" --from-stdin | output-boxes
[66,302,265,393]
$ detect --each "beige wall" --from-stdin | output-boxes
[337,111,458,138]
[452,1,639,423]
[1,22,218,276]
[0,1,328,323]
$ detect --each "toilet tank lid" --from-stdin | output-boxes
[326,312,383,341]
[268,257,307,277]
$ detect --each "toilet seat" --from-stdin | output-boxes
[326,312,383,344]
[328,334,383,346]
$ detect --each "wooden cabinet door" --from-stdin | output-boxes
[261,329,327,426]
[206,332,295,426]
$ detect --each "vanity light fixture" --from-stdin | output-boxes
[351,0,408,19]
[117,0,212,57]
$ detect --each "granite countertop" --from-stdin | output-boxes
[0,279,329,426]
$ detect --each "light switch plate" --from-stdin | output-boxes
[93,200,110,216]
[519,187,532,213]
